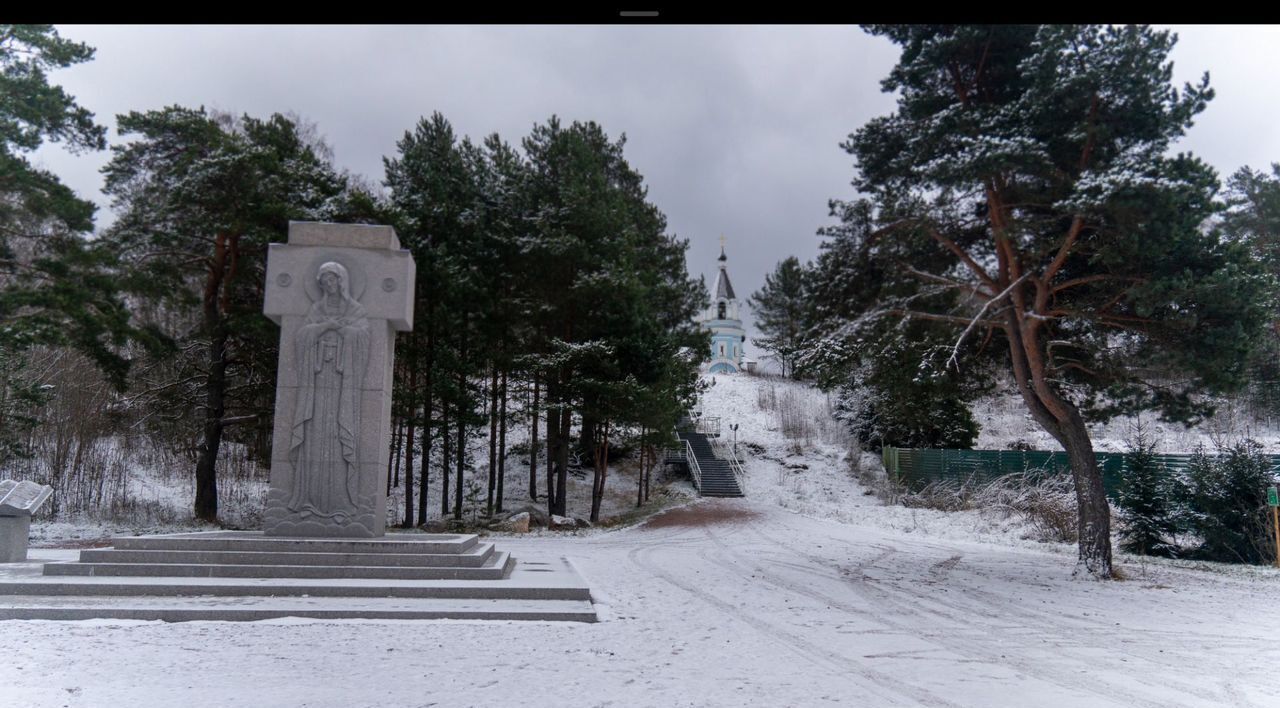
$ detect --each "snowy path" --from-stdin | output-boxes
[5,499,1280,707]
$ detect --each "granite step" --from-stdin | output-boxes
[0,537,597,622]
[0,578,590,601]
[0,555,590,600]
[75,544,496,568]
[109,531,479,555]
[43,551,515,580]
[0,595,597,622]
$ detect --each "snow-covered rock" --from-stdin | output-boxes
[550,514,577,529]
[502,512,531,533]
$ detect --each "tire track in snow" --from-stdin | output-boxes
[624,540,962,708]
[738,516,1247,708]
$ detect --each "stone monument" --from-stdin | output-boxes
[0,479,53,561]
[262,222,414,538]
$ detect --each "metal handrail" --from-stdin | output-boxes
[688,408,721,438]
[685,439,702,491]
[710,435,746,494]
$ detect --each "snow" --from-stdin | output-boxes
[7,498,1280,707]
[971,387,1280,454]
[6,372,1280,706]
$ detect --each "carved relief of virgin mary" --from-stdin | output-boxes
[287,261,370,522]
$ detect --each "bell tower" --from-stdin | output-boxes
[702,236,745,373]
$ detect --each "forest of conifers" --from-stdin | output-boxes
[1,27,707,527]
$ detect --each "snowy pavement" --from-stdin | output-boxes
[5,497,1280,708]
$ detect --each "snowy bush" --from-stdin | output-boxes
[974,473,1077,543]
[1184,441,1276,564]
[897,472,1077,543]
[1116,429,1183,558]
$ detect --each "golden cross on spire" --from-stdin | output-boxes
[719,234,726,249]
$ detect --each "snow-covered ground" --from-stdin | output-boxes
[7,372,1280,707]
[971,385,1280,453]
[7,497,1280,707]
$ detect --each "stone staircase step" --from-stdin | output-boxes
[1,532,600,622]
[0,554,588,599]
[75,544,496,568]
[0,578,590,601]
[0,596,597,622]
[109,531,479,555]
[43,551,515,581]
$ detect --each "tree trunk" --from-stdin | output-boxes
[497,368,507,514]
[590,420,608,523]
[637,427,646,508]
[388,418,401,495]
[193,319,226,522]
[441,402,451,517]
[455,369,465,521]
[545,381,559,518]
[403,354,417,527]
[1060,410,1112,576]
[554,400,571,517]
[578,414,596,466]
[640,440,650,501]
[402,418,416,527]
[530,376,540,500]
[417,389,431,526]
[1005,310,1113,578]
[487,363,498,517]
[194,231,239,523]
[419,308,434,526]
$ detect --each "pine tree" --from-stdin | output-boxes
[1116,424,1181,558]
[0,26,151,460]
[1221,165,1280,417]
[519,117,704,519]
[384,112,491,525]
[803,198,991,451]
[383,113,704,524]
[845,25,1272,577]
[748,256,809,378]
[1185,441,1275,564]
[102,107,360,521]
[1223,165,1280,273]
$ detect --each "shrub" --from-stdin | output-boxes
[1116,428,1182,558]
[1185,441,1276,564]
[896,471,1077,543]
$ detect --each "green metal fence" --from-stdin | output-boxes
[881,447,1280,501]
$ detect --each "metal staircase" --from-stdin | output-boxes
[677,430,744,498]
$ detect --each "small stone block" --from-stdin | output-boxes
[288,222,400,250]
[0,515,32,562]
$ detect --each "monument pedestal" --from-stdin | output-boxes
[0,532,596,622]
[0,516,31,563]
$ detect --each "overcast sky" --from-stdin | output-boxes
[33,24,1280,347]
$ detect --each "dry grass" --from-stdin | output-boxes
[892,472,1079,543]
[755,379,853,454]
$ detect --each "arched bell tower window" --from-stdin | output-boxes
[717,301,726,319]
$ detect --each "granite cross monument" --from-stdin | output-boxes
[262,222,414,537]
